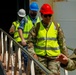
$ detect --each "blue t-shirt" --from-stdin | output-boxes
[18,15,38,30]
[18,18,26,30]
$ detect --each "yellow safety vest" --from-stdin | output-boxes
[23,16,40,40]
[34,22,61,56]
[13,21,21,42]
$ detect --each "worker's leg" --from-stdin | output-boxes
[48,60,60,75]
[21,46,28,72]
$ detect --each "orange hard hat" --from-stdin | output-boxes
[40,4,54,15]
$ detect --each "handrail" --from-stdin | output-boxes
[67,46,74,51]
[0,28,74,75]
[0,28,51,75]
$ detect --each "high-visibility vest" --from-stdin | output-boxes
[23,15,40,40]
[34,22,61,56]
[13,21,21,42]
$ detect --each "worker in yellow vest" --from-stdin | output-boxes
[9,8,26,52]
[9,8,26,43]
[26,3,69,75]
[18,2,40,72]
[9,8,26,74]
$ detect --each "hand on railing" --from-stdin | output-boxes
[33,54,38,60]
[21,39,27,46]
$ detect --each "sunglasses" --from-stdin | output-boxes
[43,14,52,18]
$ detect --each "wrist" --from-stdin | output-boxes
[22,39,25,42]
[60,60,69,67]
[32,53,36,55]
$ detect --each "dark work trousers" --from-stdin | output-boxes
[21,46,28,70]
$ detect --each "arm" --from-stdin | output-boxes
[27,22,40,44]
[27,25,39,59]
[27,26,37,47]
[61,58,76,71]
[57,25,69,57]
[18,18,26,46]
[18,29,25,41]
[9,24,15,34]
[56,53,76,71]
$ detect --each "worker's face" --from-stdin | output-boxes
[29,10,37,18]
[41,14,52,24]
[18,16,23,21]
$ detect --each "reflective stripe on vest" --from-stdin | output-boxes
[23,16,40,40]
[13,21,21,42]
[37,37,57,41]
[35,45,59,50]
[34,22,61,56]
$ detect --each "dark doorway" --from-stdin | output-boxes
[0,0,29,34]
[0,0,17,33]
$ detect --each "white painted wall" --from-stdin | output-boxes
[53,2,76,75]
[53,2,76,49]
[68,0,76,1]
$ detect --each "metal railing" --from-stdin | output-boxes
[0,28,52,75]
[0,28,74,75]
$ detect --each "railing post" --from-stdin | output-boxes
[4,35,8,71]
[31,60,35,75]
[10,40,14,75]
[14,48,18,75]
[64,69,68,75]
[1,31,4,62]
[18,48,22,75]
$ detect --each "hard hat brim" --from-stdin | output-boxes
[18,14,25,17]
[30,9,38,12]
[40,11,54,15]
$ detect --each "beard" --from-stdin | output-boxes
[30,13,37,18]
